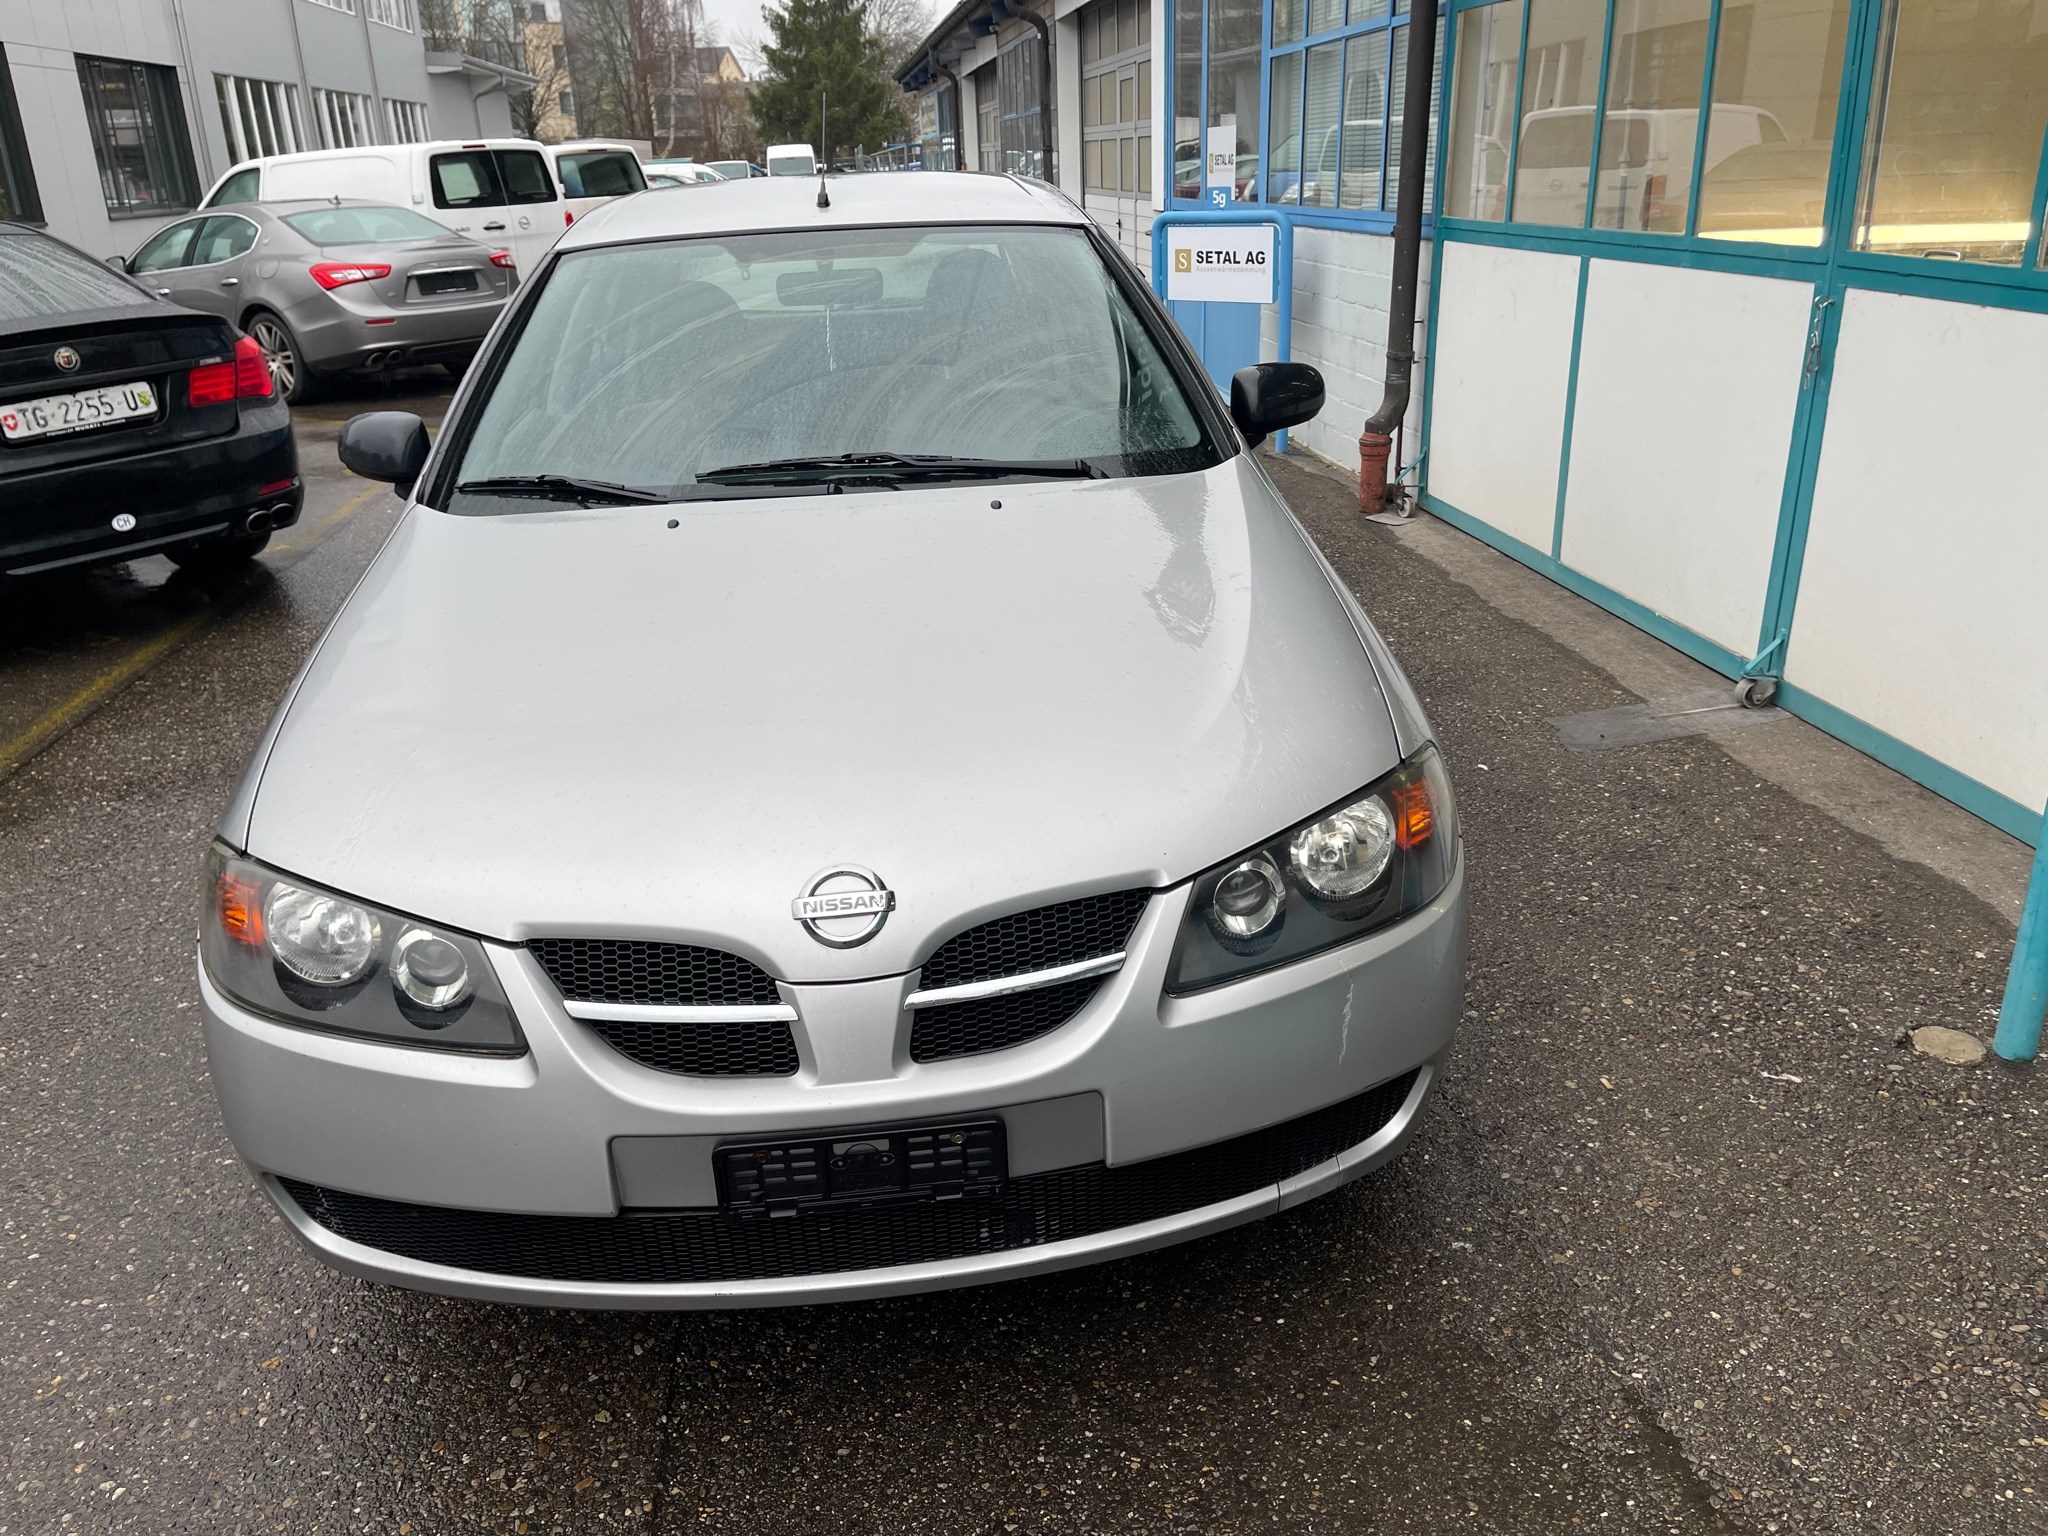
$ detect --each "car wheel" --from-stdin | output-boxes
[164,529,271,573]
[246,311,320,405]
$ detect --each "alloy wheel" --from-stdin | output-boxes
[250,316,297,398]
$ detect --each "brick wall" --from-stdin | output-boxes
[1261,226,1431,472]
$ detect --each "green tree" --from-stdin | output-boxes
[751,0,908,162]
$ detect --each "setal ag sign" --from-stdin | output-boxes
[1164,225,1278,305]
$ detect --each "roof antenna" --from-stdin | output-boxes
[816,175,831,210]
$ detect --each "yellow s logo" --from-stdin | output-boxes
[1173,249,1192,273]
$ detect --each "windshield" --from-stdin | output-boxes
[767,155,814,176]
[558,150,646,197]
[447,223,1217,503]
[283,206,454,244]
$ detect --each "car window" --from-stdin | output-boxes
[0,230,154,318]
[193,215,259,265]
[131,220,202,273]
[210,168,261,206]
[283,205,453,244]
[558,150,645,198]
[431,151,504,209]
[448,224,1218,500]
[495,149,558,204]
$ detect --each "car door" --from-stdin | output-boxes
[163,214,261,320]
[489,147,563,278]
[126,217,205,300]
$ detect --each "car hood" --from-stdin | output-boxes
[244,458,1400,981]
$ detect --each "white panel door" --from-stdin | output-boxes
[1427,241,1581,553]
[1560,260,1813,655]
[1786,288,2048,815]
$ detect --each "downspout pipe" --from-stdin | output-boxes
[1359,0,1439,512]
[934,55,964,168]
[1017,8,1055,180]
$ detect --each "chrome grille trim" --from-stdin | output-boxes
[561,1000,799,1025]
[904,951,1126,1011]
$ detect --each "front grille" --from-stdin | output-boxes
[586,1018,799,1077]
[909,976,1103,1063]
[916,889,1151,992]
[277,1068,1420,1285]
[528,938,780,1006]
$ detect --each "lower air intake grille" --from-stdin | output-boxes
[528,939,780,1007]
[586,1017,799,1077]
[909,975,1104,1063]
[277,1069,1421,1286]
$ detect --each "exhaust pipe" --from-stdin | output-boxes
[243,508,273,534]
[266,502,299,530]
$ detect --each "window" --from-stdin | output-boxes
[446,225,1220,503]
[498,149,558,201]
[975,63,1000,172]
[130,218,203,273]
[432,150,504,207]
[1207,0,1260,196]
[1251,0,1429,211]
[998,32,1050,179]
[387,98,431,142]
[216,75,306,163]
[0,228,153,317]
[365,0,415,27]
[312,87,378,148]
[303,0,357,12]
[553,45,567,69]
[191,214,259,266]
[284,205,452,244]
[558,148,646,196]
[558,91,575,117]
[1697,0,1849,246]
[77,57,200,218]
[1445,2,1522,219]
[210,167,261,205]
[0,45,42,223]
[1083,0,1153,195]
[1851,0,2048,266]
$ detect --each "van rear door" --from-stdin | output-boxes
[427,148,559,282]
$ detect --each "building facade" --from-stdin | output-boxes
[900,0,2048,848]
[0,0,528,259]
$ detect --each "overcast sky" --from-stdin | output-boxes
[703,0,769,67]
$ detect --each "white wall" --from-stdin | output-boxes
[1787,288,2048,817]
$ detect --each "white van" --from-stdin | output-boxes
[765,143,818,177]
[199,140,567,278]
[544,141,649,224]
[1514,105,1785,230]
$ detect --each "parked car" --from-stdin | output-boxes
[704,159,766,179]
[547,141,649,223]
[645,160,725,185]
[123,201,514,404]
[1513,104,1785,231]
[200,172,1466,1309]
[765,142,818,176]
[1,222,298,578]
[200,141,566,278]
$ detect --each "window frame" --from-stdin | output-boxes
[1434,0,2048,302]
[311,86,379,149]
[996,30,1051,180]
[216,73,307,163]
[77,55,200,220]
[0,45,42,224]
[387,98,431,144]
[1167,0,1434,232]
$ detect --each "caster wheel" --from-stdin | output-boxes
[1736,676,1778,708]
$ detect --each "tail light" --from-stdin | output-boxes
[309,261,392,291]
[490,250,517,270]
[187,334,276,406]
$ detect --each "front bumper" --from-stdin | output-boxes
[203,863,1466,1307]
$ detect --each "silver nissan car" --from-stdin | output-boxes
[199,172,1467,1308]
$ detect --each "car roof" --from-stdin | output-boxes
[557,171,1086,249]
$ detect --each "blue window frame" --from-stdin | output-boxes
[1167,0,1440,230]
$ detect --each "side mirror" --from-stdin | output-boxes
[338,411,431,497]
[106,254,129,272]
[1230,361,1325,450]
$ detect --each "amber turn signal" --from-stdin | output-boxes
[1390,780,1435,849]
[217,868,266,947]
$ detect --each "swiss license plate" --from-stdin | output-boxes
[717,1118,1006,1215]
[1,381,157,443]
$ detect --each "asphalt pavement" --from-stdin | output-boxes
[0,397,2040,1536]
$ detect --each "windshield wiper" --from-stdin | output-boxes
[694,452,1105,486]
[454,474,670,505]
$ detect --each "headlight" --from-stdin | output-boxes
[201,846,524,1053]
[1166,746,1458,993]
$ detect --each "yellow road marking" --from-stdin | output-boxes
[0,482,385,781]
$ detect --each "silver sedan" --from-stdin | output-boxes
[123,200,513,403]
[199,173,1467,1309]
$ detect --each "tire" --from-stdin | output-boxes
[245,310,321,405]
[164,529,270,573]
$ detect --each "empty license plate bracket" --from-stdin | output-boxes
[716,1118,1006,1217]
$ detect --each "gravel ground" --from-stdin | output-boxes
[0,414,2038,1535]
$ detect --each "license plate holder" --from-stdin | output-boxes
[1,380,157,443]
[717,1117,1006,1217]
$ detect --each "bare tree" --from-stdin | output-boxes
[863,0,934,72]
